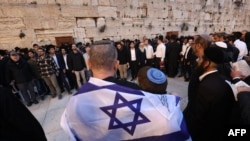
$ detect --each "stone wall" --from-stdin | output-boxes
[0,0,249,49]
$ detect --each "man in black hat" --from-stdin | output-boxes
[184,47,236,141]
[5,51,38,106]
[165,35,182,77]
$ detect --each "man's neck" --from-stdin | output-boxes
[203,67,217,74]
[92,69,115,80]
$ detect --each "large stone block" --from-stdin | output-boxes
[84,27,99,38]
[121,18,133,26]
[148,8,168,18]
[1,5,24,18]
[77,18,96,27]
[91,0,98,6]
[73,28,86,39]
[23,17,43,29]
[7,0,26,4]
[55,0,67,5]
[61,6,98,17]
[98,6,117,18]
[109,0,128,7]
[23,5,42,17]
[98,0,110,6]
[57,17,76,29]
[0,18,25,30]
[106,18,122,27]
[65,0,83,5]
[123,6,140,18]
[132,18,144,25]
[0,7,6,18]
[39,5,61,17]
[41,18,56,29]
[0,31,20,44]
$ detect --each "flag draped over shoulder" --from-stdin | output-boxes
[61,77,191,141]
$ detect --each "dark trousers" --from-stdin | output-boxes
[154,58,161,69]
[65,69,77,90]
[146,59,154,67]
[16,81,36,104]
[57,69,71,92]
[129,61,138,79]
[33,78,48,96]
[183,61,192,81]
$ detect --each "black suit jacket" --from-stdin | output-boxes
[184,71,235,141]
[128,48,140,63]
[54,53,66,70]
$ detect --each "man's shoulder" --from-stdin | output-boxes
[103,77,141,90]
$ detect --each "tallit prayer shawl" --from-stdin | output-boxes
[61,77,191,141]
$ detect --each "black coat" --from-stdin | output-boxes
[184,71,235,141]
[0,87,47,141]
[68,52,86,71]
[6,58,35,84]
[0,57,9,86]
[117,47,129,65]
[165,42,182,77]
[237,92,250,124]
[53,53,66,70]
[128,48,140,63]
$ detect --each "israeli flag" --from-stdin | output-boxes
[61,77,191,141]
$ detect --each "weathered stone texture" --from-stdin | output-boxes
[57,17,76,29]
[0,0,249,49]
[77,18,95,27]
[0,18,25,30]
[61,6,98,17]
[98,6,117,18]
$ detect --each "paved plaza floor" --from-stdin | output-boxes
[28,77,189,141]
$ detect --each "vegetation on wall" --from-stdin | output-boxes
[19,31,25,39]
[99,25,106,33]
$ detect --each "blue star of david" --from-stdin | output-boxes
[100,92,150,135]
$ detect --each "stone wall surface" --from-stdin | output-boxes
[0,0,249,49]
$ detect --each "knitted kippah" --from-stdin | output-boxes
[147,68,167,84]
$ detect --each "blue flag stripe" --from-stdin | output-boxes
[122,119,190,141]
[74,82,144,96]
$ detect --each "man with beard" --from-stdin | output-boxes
[183,47,235,141]
[6,51,38,106]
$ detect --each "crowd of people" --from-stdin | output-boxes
[0,30,250,141]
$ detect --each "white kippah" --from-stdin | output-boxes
[215,41,227,49]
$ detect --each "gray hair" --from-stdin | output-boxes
[89,41,118,70]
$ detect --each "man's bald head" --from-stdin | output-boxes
[89,41,118,71]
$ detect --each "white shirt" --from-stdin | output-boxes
[83,53,90,70]
[234,39,248,61]
[199,70,218,81]
[63,54,69,70]
[145,45,154,59]
[180,43,189,55]
[184,46,191,59]
[154,43,166,61]
[52,54,60,69]
[130,48,136,61]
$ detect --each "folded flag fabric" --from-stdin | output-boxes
[61,77,191,141]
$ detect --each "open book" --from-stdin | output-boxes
[226,80,249,101]
[232,60,250,77]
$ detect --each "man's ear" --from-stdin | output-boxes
[88,59,91,70]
